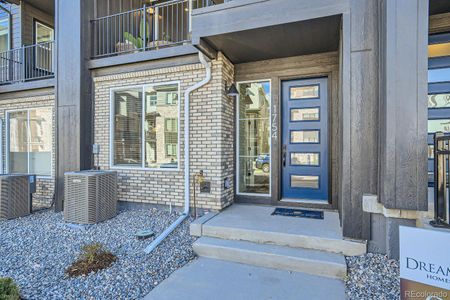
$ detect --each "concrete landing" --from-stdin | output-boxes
[144,258,346,300]
[191,204,366,256]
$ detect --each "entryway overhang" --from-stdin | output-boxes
[191,0,346,63]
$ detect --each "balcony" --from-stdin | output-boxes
[91,0,215,59]
[0,41,55,85]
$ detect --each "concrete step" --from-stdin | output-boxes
[193,237,348,279]
[198,222,366,256]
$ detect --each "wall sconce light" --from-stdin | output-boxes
[226,83,239,98]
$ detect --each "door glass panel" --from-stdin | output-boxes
[290,130,319,143]
[290,85,319,99]
[291,153,319,166]
[237,81,271,194]
[291,108,319,121]
[291,175,319,189]
[428,119,450,133]
[428,94,450,108]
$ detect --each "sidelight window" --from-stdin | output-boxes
[237,80,271,195]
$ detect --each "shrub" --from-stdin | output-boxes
[0,277,20,300]
[66,242,117,277]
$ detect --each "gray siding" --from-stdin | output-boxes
[21,1,54,45]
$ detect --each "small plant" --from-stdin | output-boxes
[0,277,20,300]
[66,242,117,277]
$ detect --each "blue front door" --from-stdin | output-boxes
[281,78,328,201]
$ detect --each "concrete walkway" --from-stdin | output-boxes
[144,258,346,300]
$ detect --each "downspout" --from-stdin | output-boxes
[144,52,212,254]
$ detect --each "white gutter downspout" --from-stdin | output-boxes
[144,52,212,254]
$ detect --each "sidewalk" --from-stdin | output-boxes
[144,258,346,300]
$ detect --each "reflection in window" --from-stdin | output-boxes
[144,84,179,169]
[428,145,434,159]
[238,81,271,194]
[113,88,143,166]
[290,85,319,99]
[428,119,450,133]
[428,94,450,108]
[8,108,53,176]
[291,153,319,166]
[291,108,319,121]
[0,17,9,52]
[112,84,179,169]
[291,130,319,143]
[291,175,319,189]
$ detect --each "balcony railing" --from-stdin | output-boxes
[92,0,200,59]
[432,132,450,229]
[0,41,55,85]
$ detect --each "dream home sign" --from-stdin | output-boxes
[400,227,450,300]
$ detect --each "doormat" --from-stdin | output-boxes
[271,208,324,220]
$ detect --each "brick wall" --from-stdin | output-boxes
[93,53,235,210]
[0,94,55,207]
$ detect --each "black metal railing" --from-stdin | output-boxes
[432,132,450,228]
[0,41,55,85]
[91,0,210,59]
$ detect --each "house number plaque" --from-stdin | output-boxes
[272,104,278,140]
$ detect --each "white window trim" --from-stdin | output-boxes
[5,107,54,178]
[236,79,272,197]
[109,81,181,171]
[34,20,54,44]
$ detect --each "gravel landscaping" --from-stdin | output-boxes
[0,207,196,300]
[346,253,400,300]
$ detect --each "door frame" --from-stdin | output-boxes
[233,53,339,209]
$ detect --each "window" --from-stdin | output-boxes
[112,83,179,169]
[34,21,54,71]
[429,42,450,58]
[237,81,271,195]
[35,21,54,44]
[0,17,9,53]
[7,108,53,176]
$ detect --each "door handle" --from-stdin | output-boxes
[282,145,287,167]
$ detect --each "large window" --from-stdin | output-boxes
[237,81,271,195]
[0,17,9,53]
[112,83,179,169]
[7,108,53,176]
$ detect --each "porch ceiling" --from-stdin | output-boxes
[202,15,340,64]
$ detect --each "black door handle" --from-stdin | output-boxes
[282,145,287,167]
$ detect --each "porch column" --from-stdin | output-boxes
[375,0,428,258]
[379,0,428,212]
[54,0,94,211]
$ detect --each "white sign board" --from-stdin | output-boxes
[400,226,450,300]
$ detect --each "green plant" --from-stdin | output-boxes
[66,242,117,277]
[0,278,20,300]
[123,18,150,49]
